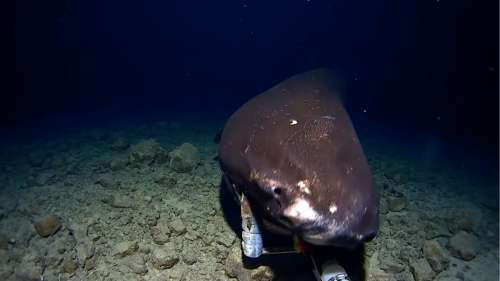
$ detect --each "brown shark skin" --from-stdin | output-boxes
[218,68,379,247]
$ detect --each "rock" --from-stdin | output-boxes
[181,249,198,265]
[387,196,407,212]
[423,240,449,273]
[168,143,200,172]
[110,194,135,208]
[216,231,236,248]
[150,224,170,245]
[15,254,43,281]
[203,223,217,246]
[0,233,8,250]
[0,249,8,265]
[379,197,389,215]
[447,207,482,234]
[16,221,36,246]
[112,241,138,258]
[52,235,70,254]
[15,266,43,281]
[169,218,186,236]
[75,239,95,266]
[154,174,177,187]
[448,231,479,261]
[128,139,168,165]
[95,174,117,188]
[46,245,64,270]
[409,258,435,281]
[225,244,246,279]
[138,243,151,254]
[424,220,451,240]
[250,266,274,281]
[125,254,148,275]
[34,172,56,186]
[111,137,130,151]
[109,156,128,171]
[475,193,499,210]
[151,242,179,270]
[62,257,78,274]
[225,243,274,281]
[394,270,416,281]
[380,259,406,273]
[33,215,61,237]
[84,255,97,271]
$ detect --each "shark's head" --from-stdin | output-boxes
[218,68,379,247]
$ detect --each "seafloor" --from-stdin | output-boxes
[0,115,497,281]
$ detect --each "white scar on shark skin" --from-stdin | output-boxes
[297,180,311,194]
[284,198,318,222]
[329,203,338,214]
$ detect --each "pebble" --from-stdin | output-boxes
[216,231,235,248]
[423,239,449,273]
[448,207,482,234]
[84,256,97,271]
[151,224,170,245]
[225,244,244,278]
[0,249,9,265]
[154,175,178,187]
[224,243,273,280]
[33,215,61,237]
[388,196,407,212]
[75,239,95,265]
[181,248,198,265]
[128,139,168,165]
[62,257,78,274]
[111,137,130,151]
[168,143,200,172]
[409,258,435,281]
[151,242,179,270]
[110,194,135,208]
[95,174,117,188]
[112,241,138,258]
[448,231,479,261]
[125,254,148,275]
[34,172,56,186]
[0,233,8,249]
[109,156,128,171]
[169,218,186,236]
[15,266,43,281]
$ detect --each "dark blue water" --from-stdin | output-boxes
[7,1,499,280]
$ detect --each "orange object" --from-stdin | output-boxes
[294,236,312,254]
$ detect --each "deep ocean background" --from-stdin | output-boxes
[12,0,499,182]
[12,1,498,144]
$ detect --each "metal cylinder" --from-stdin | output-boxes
[240,195,263,258]
[241,219,263,258]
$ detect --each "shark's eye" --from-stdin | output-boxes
[272,187,282,195]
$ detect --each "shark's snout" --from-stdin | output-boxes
[269,194,378,247]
